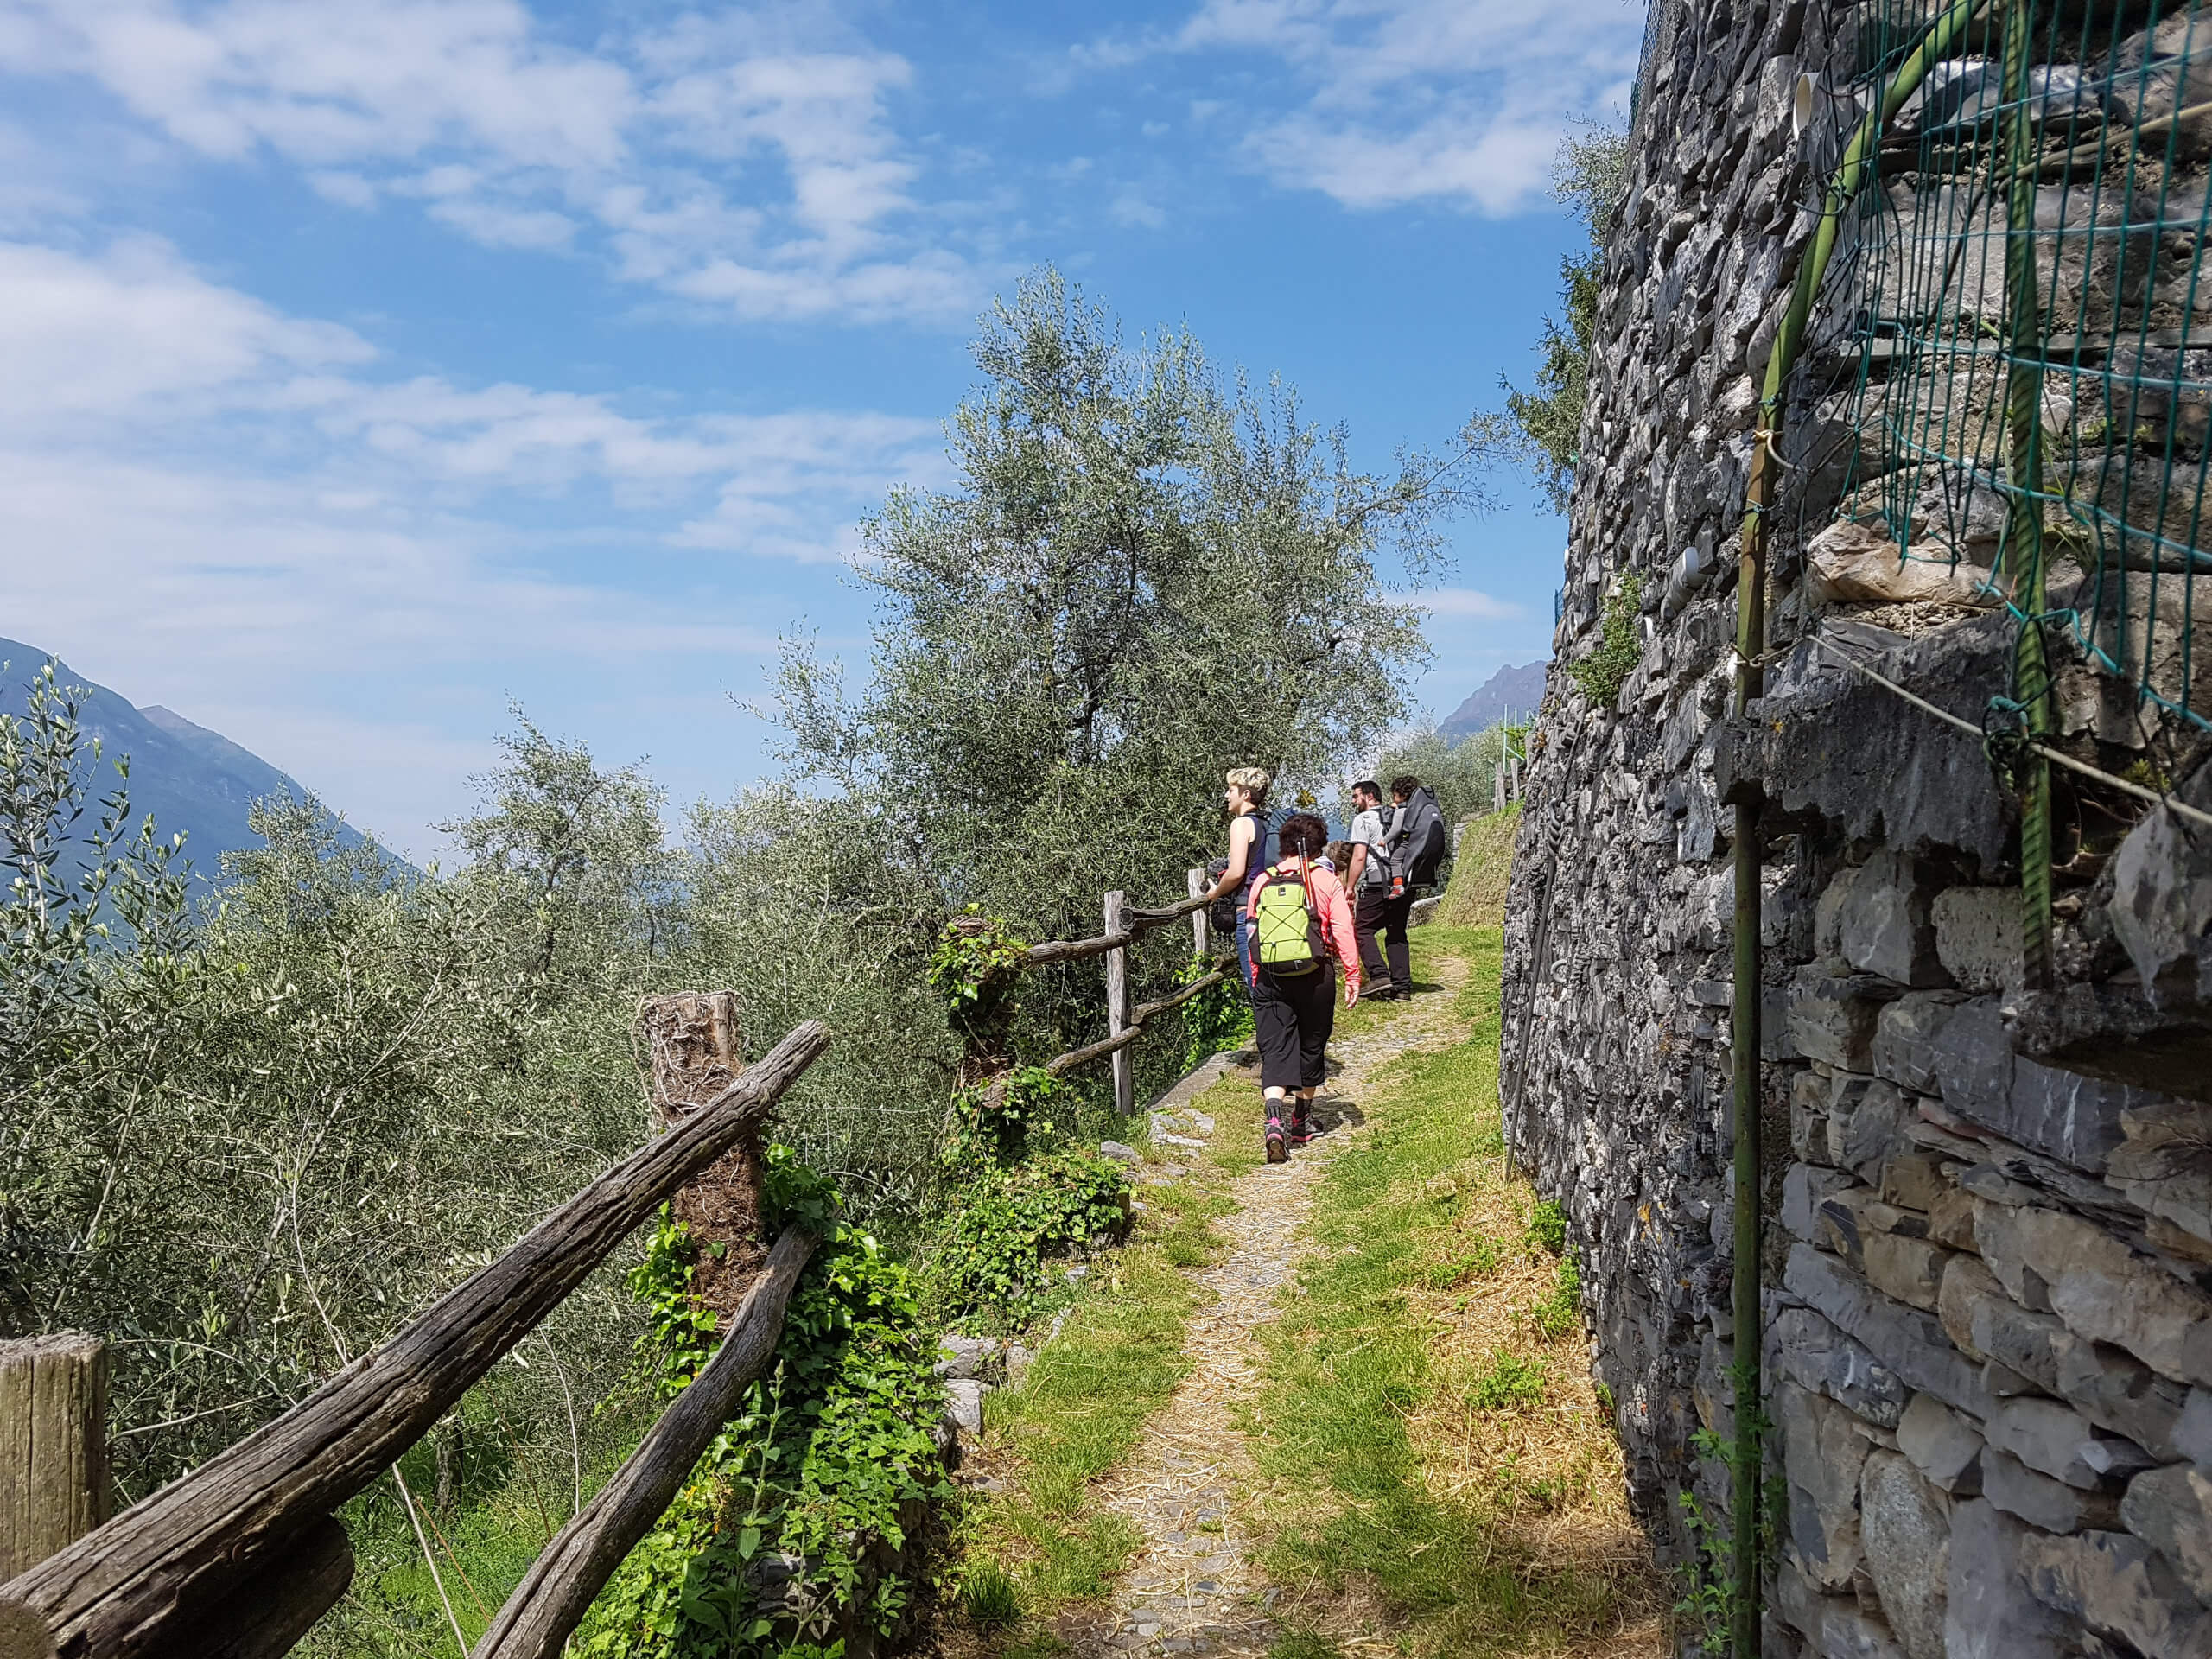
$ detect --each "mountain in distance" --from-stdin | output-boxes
[2,637,386,876]
[1439,659,1549,739]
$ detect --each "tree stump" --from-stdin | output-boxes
[0,1334,108,1583]
[638,992,766,1317]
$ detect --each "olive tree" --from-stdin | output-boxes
[773,267,1510,958]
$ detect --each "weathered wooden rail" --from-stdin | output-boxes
[0,1022,830,1659]
[0,874,1238,1659]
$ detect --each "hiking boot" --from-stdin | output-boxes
[1264,1116,1287,1163]
[1288,1105,1313,1146]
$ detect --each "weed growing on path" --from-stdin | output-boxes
[1249,926,1668,1656]
[1467,1353,1550,1413]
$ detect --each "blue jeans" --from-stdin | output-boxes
[1235,911,1256,992]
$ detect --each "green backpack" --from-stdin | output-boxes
[1253,861,1323,975]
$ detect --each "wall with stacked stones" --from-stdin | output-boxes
[1501,0,2212,1654]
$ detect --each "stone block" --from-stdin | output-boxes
[1694,1331,1733,1438]
[1974,1199,2212,1387]
[944,1377,987,1435]
[1881,1151,1949,1213]
[2123,1462,2212,1604]
[1928,1185,1978,1249]
[1871,991,1966,1095]
[1984,1446,2122,1533]
[1770,1303,1910,1428]
[2020,1529,2212,1657]
[1944,1498,2075,1659]
[1793,1067,1834,1165]
[1937,1252,2184,1457]
[1829,1075,1913,1180]
[1932,885,2025,993]
[2179,1389,2212,1469]
[2108,1122,2212,1254]
[936,1334,1000,1379]
[1816,862,1861,958]
[1786,1243,2001,1420]
[1863,1231,1950,1313]
[1838,849,1949,988]
[1985,1396,2142,1491]
[1860,1451,1950,1659]
[1732,609,2018,865]
[1898,1392,1985,1495]
[2107,783,2212,1013]
[1784,1163,1859,1243]
[1778,1377,1874,1590]
[1934,1000,2136,1173]
[1777,1555,1911,1658]
[1790,968,1904,1071]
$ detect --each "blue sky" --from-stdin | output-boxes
[0,0,1642,861]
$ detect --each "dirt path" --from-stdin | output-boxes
[1057,962,1473,1658]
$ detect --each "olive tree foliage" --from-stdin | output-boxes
[2,671,954,1504]
[1503,120,1633,512]
[773,268,1510,959]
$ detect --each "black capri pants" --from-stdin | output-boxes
[1251,963,1336,1091]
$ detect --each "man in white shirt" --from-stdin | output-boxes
[1345,779,1393,994]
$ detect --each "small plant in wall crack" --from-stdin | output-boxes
[1673,1405,1784,1656]
[1567,571,1644,709]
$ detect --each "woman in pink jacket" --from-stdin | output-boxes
[1244,812,1362,1162]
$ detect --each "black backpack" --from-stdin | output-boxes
[1397,790,1448,889]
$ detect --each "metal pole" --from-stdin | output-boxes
[1998,0,2054,986]
[1724,10,1986,1645]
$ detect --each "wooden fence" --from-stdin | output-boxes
[0,875,1228,1659]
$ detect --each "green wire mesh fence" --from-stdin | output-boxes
[1821,0,2212,740]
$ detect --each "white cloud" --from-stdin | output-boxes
[1419,586,1521,620]
[0,233,941,846]
[0,0,987,322]
[1173,0,1642,213]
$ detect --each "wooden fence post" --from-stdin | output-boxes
[1494,762,1508,814]
[1103,891,1133,1119]
[1186,868,1210,959]
[1,1335,107,1586]
[637,991,761,1319]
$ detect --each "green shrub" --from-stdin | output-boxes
[578,1151,948,1659]
[925,1147,1130,1328]
[1525,1198,1567,1256]
[1567,573,1643,709]
[1529,1256,1583,1341]
[1467,1352,1550,1413]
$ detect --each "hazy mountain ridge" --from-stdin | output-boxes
[3,637,385,874]
[1440,659,1548,738]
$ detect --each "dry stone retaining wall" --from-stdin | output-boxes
[1502,0,2212,1652]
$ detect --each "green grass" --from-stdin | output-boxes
[1247,924,1663,1656]
[954,1114,1244,1622]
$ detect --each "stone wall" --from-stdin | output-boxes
[1501,0,2212,1653]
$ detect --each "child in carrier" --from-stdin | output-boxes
[1244,812,1362,1163]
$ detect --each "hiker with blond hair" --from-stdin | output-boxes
[1244,811,1361,1163]
[1201,766,1275,988]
